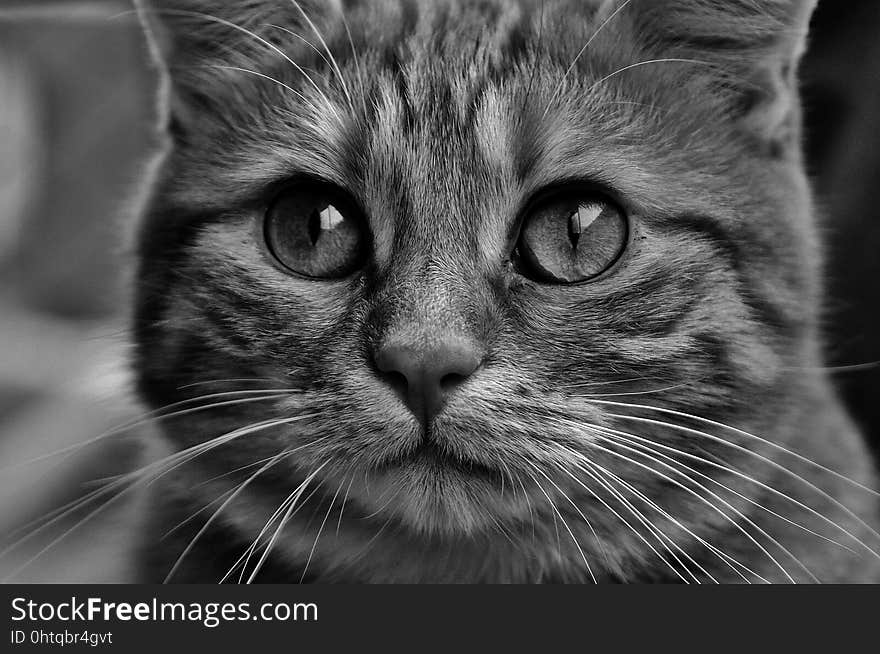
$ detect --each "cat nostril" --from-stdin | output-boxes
[382,369,409,397]
[373,337,482,427]
[440,372,467,392]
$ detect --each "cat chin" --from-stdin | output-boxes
[344,452,528,537]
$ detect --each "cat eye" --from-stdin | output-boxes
[264,183,366,279]
[515,193,628,284]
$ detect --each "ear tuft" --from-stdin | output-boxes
[133,0,342,130]
[628,0,818,152]
[135,0,342,66]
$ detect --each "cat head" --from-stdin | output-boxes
[134,0,821,579]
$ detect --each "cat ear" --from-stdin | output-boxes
[133,0,341,130]
[625,0,818,152]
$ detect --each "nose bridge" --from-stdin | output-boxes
[375,256,480,347]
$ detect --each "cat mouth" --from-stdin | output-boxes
[377,441,504,485]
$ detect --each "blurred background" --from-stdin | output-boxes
[0,0,878,582]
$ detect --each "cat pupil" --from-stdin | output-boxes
[307,209,321,246]
[567,210,581,248]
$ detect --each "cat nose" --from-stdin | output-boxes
[373,337,482,427]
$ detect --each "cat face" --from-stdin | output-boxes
[135,0,821,579]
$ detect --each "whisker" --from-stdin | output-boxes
[335,474,355,538]
[223,500,290,584]
[266,19,362,117]
[162,487,237,541]
[299,477,345,583]
[350,515,394,564]
[561,448,767,582]
[590,400,880,499]
[585,58,713,95]
[1,391,294,472]
[576,437,809,583]
[567,376,670,389]
[547,424,804,582]
[585,401,880,553]
[542,0,634,118]
[287,0,355,115]
[149,8,343,124]
[572,380,698,399]
[513,472,538,545]
[2,417,313,579]
[338,11,369,121]
[784,361,880,374]
[593,426,861,556]
[574,456,762,583]
[2,476,127,546]
[268,23,332,65]
[179,378,281,389]
[246,462,329,584]
[357,483,401,520]
[579,462,705,583]
[545,450,704,583]
[193,452,296,490]
[201,64,315,107]
[163,448,297,582]
[530,464,610,575]
[526,471,596,583]
[479,495,519,547]
[229,475,326,584]
[145,416,314,487]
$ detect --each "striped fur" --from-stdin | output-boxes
[132,0,879,582]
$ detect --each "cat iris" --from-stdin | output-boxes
[264,182,366,278]
[515,193,628,284]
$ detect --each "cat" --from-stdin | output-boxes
[131,0,880,583]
